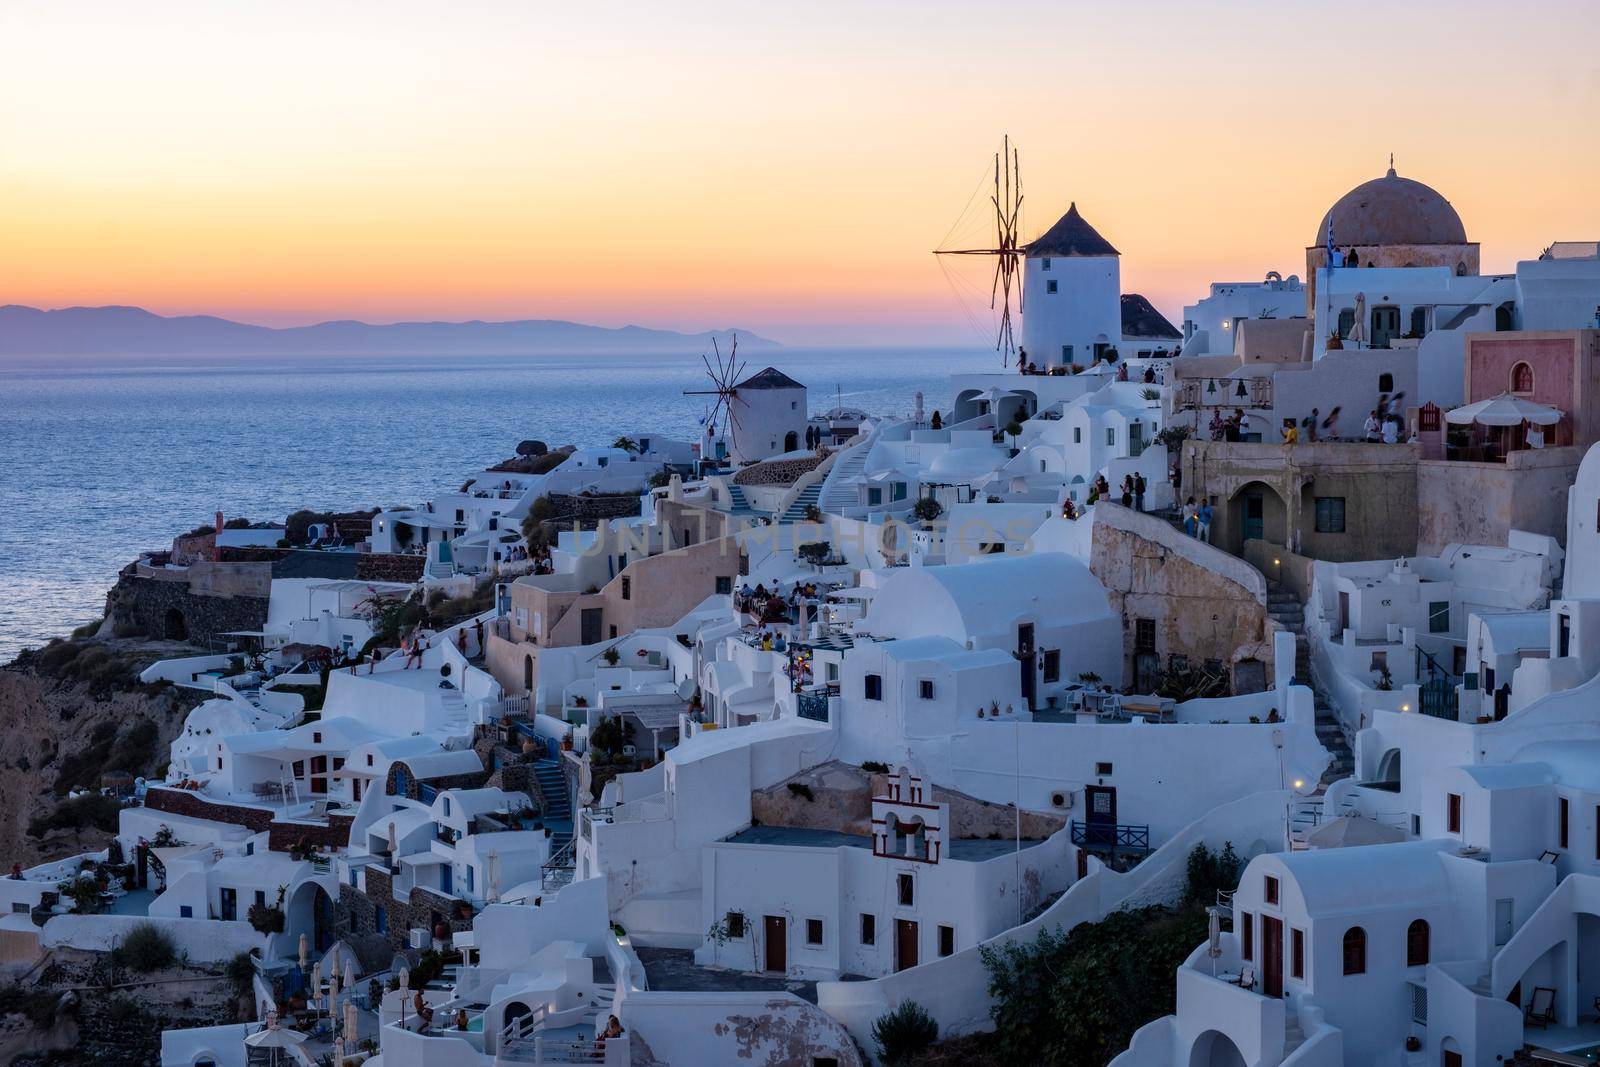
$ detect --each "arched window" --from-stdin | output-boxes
[1512,362,1535,395]
[1378,373,1394,394]
[1407,919,1430,967]
[1343,926,1367,975]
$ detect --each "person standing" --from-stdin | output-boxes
[1182,497,1198,537]
[1133,472,1147,512]
[1381,416,1399,445]
[1364,410,1382,442]
[1197,499,1214,543]
[1120,476,1133,508]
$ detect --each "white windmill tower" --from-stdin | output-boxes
[685,336,810,466]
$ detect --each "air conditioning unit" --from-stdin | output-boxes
[408,928,430,949]
[1051,790,1074,810]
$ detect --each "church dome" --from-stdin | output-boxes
[1316,166,1467,247]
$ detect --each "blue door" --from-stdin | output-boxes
[440,865,452,895]
[1243,493,1264,542]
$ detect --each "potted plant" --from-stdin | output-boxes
[560,731,574,752]
[602,646,621,667]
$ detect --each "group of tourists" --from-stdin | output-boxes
[1180,498,1214,541]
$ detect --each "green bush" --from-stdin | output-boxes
[117,922,178,972]
[873,1000,939,1065]
[528,497,558,523]
[912,497,944,523]
[1183,842,1241,908]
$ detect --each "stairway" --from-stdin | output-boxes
[1267,581,1354,793]
[533,759,573,854]
[1282,1014,1305,1058]
[779,481,823,523]
[818,436,871,514]
[724,485,757,515]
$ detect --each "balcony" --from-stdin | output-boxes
[1071,820,1151,854]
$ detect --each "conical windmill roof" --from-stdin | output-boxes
[1025,203,1119,258]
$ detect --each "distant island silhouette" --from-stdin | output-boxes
[0,304,778,356]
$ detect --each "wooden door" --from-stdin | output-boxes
[581,609,603,647]
[763,915,786,973]
[1443,1052,1462,1067]
[1085,785,1117,847]
[1262,916,1283,997]
[895,919,919,972]
[1372,306,1401,348]
[1017,625,1036,709]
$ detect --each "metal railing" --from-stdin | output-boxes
[1070,820,1151,853]
[540,839,576,891]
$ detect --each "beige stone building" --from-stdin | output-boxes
[486,533,742,695]
[1181,439,1420,563]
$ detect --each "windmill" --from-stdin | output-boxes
[934,135,1025,364]
[683,334,748,463]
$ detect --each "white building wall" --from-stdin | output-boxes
[1020,254,1122,368]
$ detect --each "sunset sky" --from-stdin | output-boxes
[2,1,1597,345]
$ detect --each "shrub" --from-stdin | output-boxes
[28,794,122,838]
[786,782,816,802]
[797,542,832,566]
[648,466,673,489]
[117,922,178,972]
[528,497,558,523]
[912,497,944,523]
[247,903,285,934]
[861,760,890,774]
[873,1000,939,1065]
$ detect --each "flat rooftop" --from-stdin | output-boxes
[724,825,1047,861]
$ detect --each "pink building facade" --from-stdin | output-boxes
[1465,330,1600,448]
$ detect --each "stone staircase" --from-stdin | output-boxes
[779,481,823,523]
[818,436,871,514]
[533,759,573,854]
[1267,581,1353,793]
[1282,1013,1305,1057]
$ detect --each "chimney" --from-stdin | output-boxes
[215,511,225,534]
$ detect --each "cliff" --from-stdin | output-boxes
[0,637,202,868]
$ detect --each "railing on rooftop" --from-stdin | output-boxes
[1070,820,1151,854]
[541,839,576,892]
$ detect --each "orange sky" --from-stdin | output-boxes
[2,0,1597,345]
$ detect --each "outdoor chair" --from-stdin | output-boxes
[1526,986,1557,1028]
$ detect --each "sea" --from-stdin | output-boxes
[0,346,989,662]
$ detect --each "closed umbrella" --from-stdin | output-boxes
[298,934,309,972]
[1347,292,1366,346]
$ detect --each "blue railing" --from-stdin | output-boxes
[797,690,831,722]
[1071,820,1151,853]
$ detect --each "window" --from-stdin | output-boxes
[1342,927,1367,975]
[1046,279,1058,295]
[1135,618,1156,653]
[1042,257,1052,271]
[442,797,451,817]
[897,873,915,906]
[1428,601,1450,634]
[312,731,322,745]
[621,576,631,600]
[1291,928,1304,979]
[864,674,883,701]
[725,912,746,939]
[180,905,193,918]
[1512,362,1534,394]
[918,679,935,700]
[367,754,374,767]
[1410,306,1428,337]
[375,905,387,934]
[254,890,266,908]
[1337,308,1355,338]
[1264,876,1279,906]
[1314,497,1346,534]
[804,917,824,946]
[1447,793,1462,834]
[1407,919,1430,967]
[715,576,733,595]
[860,913,876,945]
[1106,427,1116,447]
[1378,372,1394,393]
[1073,426,1082,444]
[938,925,955,957]
[1560,797,1570,849]
[1042,650,1060,683]
[1061,344,1073,362]
[1095,761,1114,776]
[1240,911,1253,960]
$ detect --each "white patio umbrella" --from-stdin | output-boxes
[245,1022,307,1066]
[1306,813,1406,849]
[1446,392,1562,427]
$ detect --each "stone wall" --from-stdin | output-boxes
[105,565,270,645]
[546,493,643,526]
[1417,447,1583,555]
[143,787,273,833]
[751,761,1066,839]
[1090,503,1272,693]
[267,814,353,853]
[357,554,425,583]
[385,761,485,801]
[337,866,474,961]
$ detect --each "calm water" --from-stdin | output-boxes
[0,347,987,661]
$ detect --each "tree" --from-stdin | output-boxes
[611,436,640,454]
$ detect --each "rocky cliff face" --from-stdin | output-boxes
[0,637,201,868]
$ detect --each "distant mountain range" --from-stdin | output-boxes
[0,304,778,356]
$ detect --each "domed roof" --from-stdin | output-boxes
[1316,165,1467,247]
